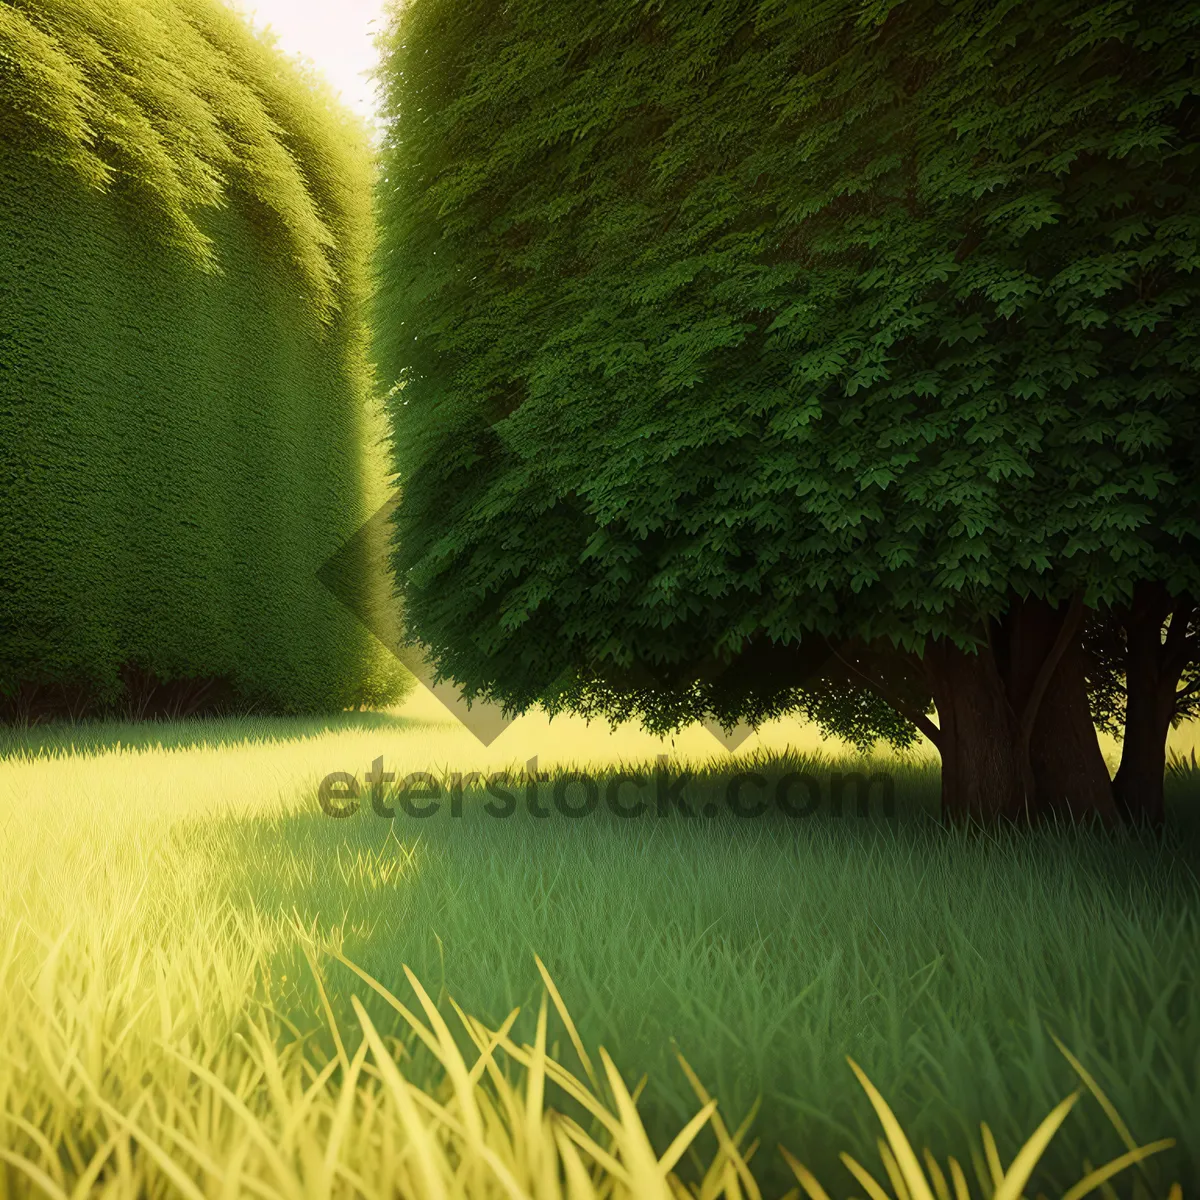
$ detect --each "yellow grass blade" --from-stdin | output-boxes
[732,1101,763,1156]
[673,1051,761,1200]
[839,1152,896,1200]
[1079,1159,1117,1200]
[69,1102,149,1200]
[723,1157,746,1198]
[325,943,447,1064]
[487,1025,626,1141]
[391,1067,540,1200]
[990,1092,1079,1200]
[156,1044,302,1200]
[351,994,449,1200]
[0,1149,71,1200]
[1051,1034,1170,1200]
[75,1093,210,1200]
[298,935,349,1076]
[554,1122,601,1200]
[537,1109,566,1199]
[154,1117,237,1187]
[3,1112,68,1193]
[658,1099,719,1178]
[880,1139,913,1200]
[778,1143,836,1200]
[279,1052,341,1147]
[923,1149,951,1200]
[0,916,23,984]
[555,1112,632,1188]
[453,1012,530,1163]
[535,954,600,1092]
[322,1034,371,1189]
[401,964,487,1149]
[981,1124,1004,1192]
[599,1045,675,1199]
[947,1157,971,1200]
[523,990,550,1185]
[448,997,520,1087]
[217,1130,255,1200]
[1049,1036,1138,1156]
[1060,1141,1178,1200]
[846,1058,938,1200]
[332,1158,374,1195]
[240,1016,296,1142]
[33,925,72,1018]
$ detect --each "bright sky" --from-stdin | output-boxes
[231,0,391,126]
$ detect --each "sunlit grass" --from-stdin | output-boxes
[1,698,1197,1197]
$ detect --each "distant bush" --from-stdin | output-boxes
[0,0,411,719]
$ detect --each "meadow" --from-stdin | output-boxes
[1,691,1198,1198]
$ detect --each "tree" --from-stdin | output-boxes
[1085,587,1200,828]
[374,0,1200,824]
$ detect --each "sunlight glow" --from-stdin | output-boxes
[230,0,389,124]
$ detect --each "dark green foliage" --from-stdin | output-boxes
[0,0,409,716]
[375,0,1200,737]
[1086,606,1200,738]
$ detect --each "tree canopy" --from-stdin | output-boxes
[374,0,1200,818]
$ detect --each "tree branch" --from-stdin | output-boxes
[1175,675,1200,709]
[1018,591,1084,754]
[1162,597,1197,682]
[833,650,942,749]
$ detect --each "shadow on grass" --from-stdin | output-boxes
[185,751,1200,1198]
[0,706,427,760]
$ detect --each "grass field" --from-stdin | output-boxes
[1,689,1198,1198]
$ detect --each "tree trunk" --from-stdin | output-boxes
[1028,632,1119,827]
[986,592,1117,826]
[1113,685,1171,829]
[1111,581,1194,830]
[916,592,1117,828]
[920,634,1030,827]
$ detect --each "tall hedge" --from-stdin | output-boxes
[373,0,1199,749]
[0,0,409,716]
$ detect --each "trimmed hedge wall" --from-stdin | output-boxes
[0,0,409,717]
